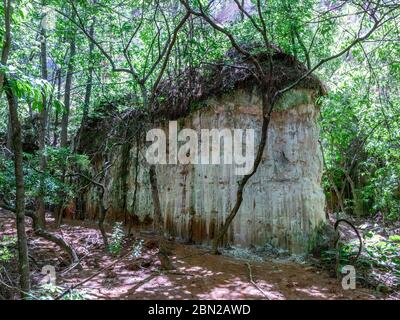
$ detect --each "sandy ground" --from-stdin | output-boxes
[0,210,386,300]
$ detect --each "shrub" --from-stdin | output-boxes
[108,222,125,255]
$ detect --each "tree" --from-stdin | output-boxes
[1,0,30,295]
[60,9,76,148]
[3,77,31,295]
[37,3,49,227]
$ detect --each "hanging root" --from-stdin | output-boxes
[334,218,363,261]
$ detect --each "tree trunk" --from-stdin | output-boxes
[4,77,31,295]
[319,141,345,214]
[345,170,363,217]
[0,0,11,94]
[58,31,76,225]
[149,165,173,270]
[60,32,76,148]
[36,22,49,228]
[52,71,61,146]
[98,187,109,250]
[76,18,95,151]
[82,19,95,125]
[1,0,30,296]
[127,145,140,236]
[149,165,162,233]
[1,0,12,153]
[6,113,12,151]
[211,93,271,254]
[53,70,63,226]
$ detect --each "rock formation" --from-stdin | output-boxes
[76,47,327,253]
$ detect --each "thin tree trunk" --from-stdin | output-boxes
[37,20,49,228]
[319,140,345,214]
[127,145,140,236]
[211,93,271,254]
[6,113,12,151]
[345,170,362,217]
[96,182,108,250]
[58,29,76,226]
[0,0,11,94]
[149,165,162,233]
[52,70,62,224]
[75,18,95,152]
[98,195,108,250]
[82,18,95,125]
[53,108,59,146]
[53,71,61,146]
[2,0,12,152]
[1,0,30,296]
[60,32,76,148]
[4,77,31,295]
[149,165,173,270]
[75,172,109,249]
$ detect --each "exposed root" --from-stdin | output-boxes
[245,262,270,300]
[34,227,79,266]
[60,253,90,276]
[0,203,80,266]
[55,251,132,300]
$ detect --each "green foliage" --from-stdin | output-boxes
[1,0,399,301]
[0,235,16,262]
[319,14,400,219]
[29,283,87,300]
[362,232,400,272]
[0,155,15,199]
[0,148,89,207]
[321,231,400,290]
[389,235,400,243]
[0,64,53,112]
[108,222,125,255]
[132,239,144,258]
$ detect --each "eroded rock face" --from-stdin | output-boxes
[83,88,326,253]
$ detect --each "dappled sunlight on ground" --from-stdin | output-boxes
[0,210,385,300]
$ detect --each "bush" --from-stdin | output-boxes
[108,222,125,255]
[29,284,87,300]
[0,235,16,262]
[321,231,400,291]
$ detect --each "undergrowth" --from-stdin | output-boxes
[108,222,125,255]
[321,231,400,293]
[28,284,88,300]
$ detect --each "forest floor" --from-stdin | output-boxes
[0,209,398,300]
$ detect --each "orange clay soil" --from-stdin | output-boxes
[0,210,383,300]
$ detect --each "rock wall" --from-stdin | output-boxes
[83,88,326,253]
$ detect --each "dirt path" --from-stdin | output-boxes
[0,211,382,300]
